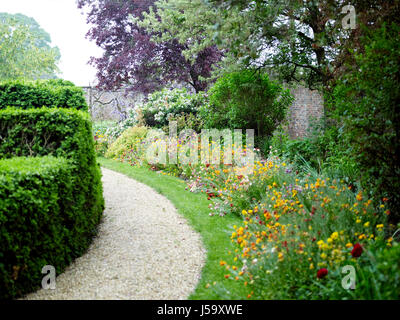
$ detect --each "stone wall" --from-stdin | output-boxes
[81,86,143,122]
[287,86,324,139]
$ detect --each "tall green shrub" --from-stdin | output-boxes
[332,23,400,222]
[200,70,293,137]
[140,88,206,129]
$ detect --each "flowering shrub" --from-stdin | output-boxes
[140,88,207,129]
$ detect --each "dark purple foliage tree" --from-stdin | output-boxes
[77,0,222,95]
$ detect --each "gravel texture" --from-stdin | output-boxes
[23,167,206,300]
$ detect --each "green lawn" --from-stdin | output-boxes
[98,157,248,299]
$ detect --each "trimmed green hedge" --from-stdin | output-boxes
[0,156,74,298]
[0,107,103,299]
[0,80,88,111]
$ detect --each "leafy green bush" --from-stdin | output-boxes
[200,70,293,137]
[0,107,104,299]
[332,22,400,222]
[0,79,88,111]
[105,126,149,164]
[269,122,359,184]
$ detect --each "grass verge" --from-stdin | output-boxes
[98,157,247,299]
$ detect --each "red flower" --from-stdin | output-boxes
[317,268,328,279]
[351,243,363,258]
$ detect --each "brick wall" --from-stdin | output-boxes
[287,86,324,139]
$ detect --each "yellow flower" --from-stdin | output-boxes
[278,252,284,261]
[346,242,353,248]
[309,263,314,270]
[376,224,384,229]
[331,232,339,240]
[356,193,363,201]
[320,253,327,260]
[364,222,370,228]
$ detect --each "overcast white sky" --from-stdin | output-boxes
[0,0,104,86]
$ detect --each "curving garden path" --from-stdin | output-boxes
[23,168,206,300]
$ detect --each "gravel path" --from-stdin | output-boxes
[23,167,206,300]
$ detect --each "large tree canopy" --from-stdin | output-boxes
[77,0,222,94]
[140,0,398,90]
[0,13,60,80]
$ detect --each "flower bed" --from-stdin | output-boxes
[104,125,399,299]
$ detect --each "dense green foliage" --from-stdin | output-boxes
[331,23,400,222]
[201,70,293,137]
[270,122,359,184]
[0,107,104,299]
[0,80,88,111]
[0,156,75,298]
